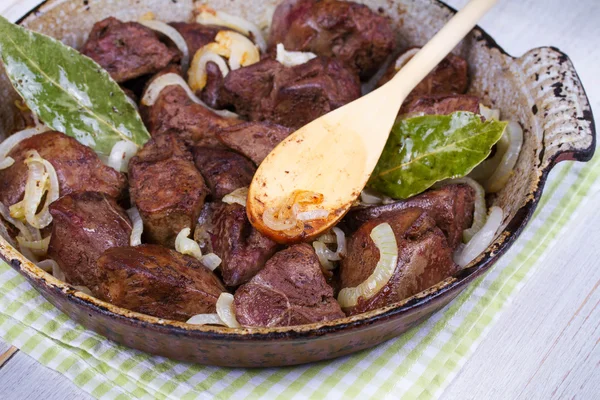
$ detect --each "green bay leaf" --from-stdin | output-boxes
[368,112,507,199]
[0,16,150,156]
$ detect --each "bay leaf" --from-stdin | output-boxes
[0,16,150,156]
[368,112,507,199]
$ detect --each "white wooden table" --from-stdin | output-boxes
[0,0,598,398]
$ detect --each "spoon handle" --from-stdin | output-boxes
[387,0,498,99]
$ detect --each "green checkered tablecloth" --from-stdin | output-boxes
[0,154,598,399]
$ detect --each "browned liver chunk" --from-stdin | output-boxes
[143,83,240,147]
[234,244,345,327]
[169,22,220,56]
[217,122,293,165]
[379,48,469,101]
[344,184,475,250]
[402,94,480,116]
[269,0,395,78]
[340,208,458,315]
[128,133,209,247]
[205,202,278,287]
[48,192,132,293]
[96,244,225,321]
[81,17,180,83]
[192,147,255,200]
[0,131,127,208]
[218,57,360,129]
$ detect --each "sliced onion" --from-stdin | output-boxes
[394,48,420,71]
[107,140,138,172]
[186,313,226,326]
[262,206,300,232]
[469,131,510,182]
[175,227,203,261]
[20,151,52,229]
[296,209,329,221]
[36,259,56,273]
[195,5,267,52]
[0,202,37,241]
[479,104,500,121]
[485,121,523,193]
[316,231,336,244]
[216,292,241,328]
[200,253,221,271]
[16,234,50,257]
[435,177,486,243]
[0,125,48,170]
[141,73,238,119]
[73,286,93,296]
[313,241,335,270]
[333,227,347,257]
[52,260,66,282]
[208,31,260,71]
[126,207,143,246]
[188,47,229,92]
[222,186,248,206]
[139,19,190,71]
[275,43,317,67]
[337,223,398,308]
[454,206,503,267]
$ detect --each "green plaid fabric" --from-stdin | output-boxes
[0,154,597,399]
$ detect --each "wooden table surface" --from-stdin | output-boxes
[0,0,598,398]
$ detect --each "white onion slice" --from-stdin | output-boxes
[454,206,503,267]
[275,43,317,67]
[141,73,238,119]
[208,31,260,71]
[139,19,190,71]
[200,253,221,271]
[394,48,420,71]
[20,151,50,229]
[338,223,398,308]
[222,186,248,206]
[188,47,230,92]
[73,286,93,296]
[435,177,486,243]
[0,202,34,242]
[262,206,299,232]
[216,292,241,328]
[175,227,203,260]
[52,261,66,282]
[333,227,347,257]
[126,207,143,246]
[36,259,56,273]
[16,235,50,256]
[0,125,48,170]
[469,131,510,182]
[479,104,500,121]
[296,209,329,221]
[485,121,523,193]
[313,241,335,270]
[195,5,267,52]
[186,313,225,326]
[107,140,138,172]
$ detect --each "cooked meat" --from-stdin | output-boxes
[205,202,278,287]
[0,131,127,208]
[344,184,475,250]
[80,17,180,83]
[234,244,345,327]
[402,94,480,116]
[192,147,255,200]
[200,61,226,108]
[217,122,293,165]
[143,83,239,147]
[340,208,457,315]
[169,22,220,57]
[269,0,395,78]
[48,192,132,293]
[218,57,360,129]
[379,49,469,100]
[128,133,209,247]
[96,244,225,321]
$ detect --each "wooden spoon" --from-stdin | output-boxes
[247,0,498,243]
